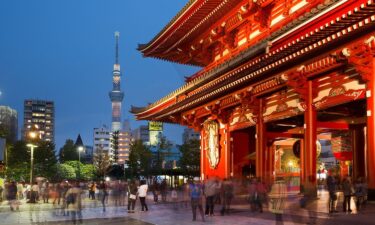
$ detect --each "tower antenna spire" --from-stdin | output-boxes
[114,31,120,65]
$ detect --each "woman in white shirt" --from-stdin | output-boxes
[138,180,148,211]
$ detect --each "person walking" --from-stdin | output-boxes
[7,181,18,211]
[66,182,82,225]
[17,182,24,200]
[327,170,338,213]
[220,178,234,216]
[269,177,287,225]
[127,180,137,213]
[342,176,353,213]
[42,182,50,203]
[204,177,217,216]
[354,177,367,211]
[171,187,178,209]
[88,182,96,200]
[190,177,205,222]
[98,181,108,212]
[138,180,149,211]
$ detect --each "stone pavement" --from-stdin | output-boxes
[0,191,374,225]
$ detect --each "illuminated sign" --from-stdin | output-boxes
[149,121,163,131]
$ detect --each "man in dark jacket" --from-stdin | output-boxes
[327,170,338,213]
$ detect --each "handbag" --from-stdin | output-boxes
[129,194,136,200]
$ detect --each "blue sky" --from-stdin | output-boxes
[0,0,199,150]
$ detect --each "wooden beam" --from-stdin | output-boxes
[316,121,349,130]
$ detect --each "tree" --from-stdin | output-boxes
[111,131,119,164]
[59,139,78,163]
[93,146,111,179]
[128,140,152,178]
[6,141,30,181]
[33,141,58,180]
[7,140,30,168]
[153,136,172,172]
[179,139,200,176]
[55,163,76,180]
[81,164,95,181]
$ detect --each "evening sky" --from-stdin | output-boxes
[0,0,199,149]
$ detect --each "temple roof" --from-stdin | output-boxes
[138,0,243,66]
[133,0,375,122]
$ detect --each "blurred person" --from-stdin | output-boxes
[66,182,82,225]
[112,180,121,207]
[255,178,267,213]
[181,181,190,208]
[138,180,149,211]
[204,177,217,216]
[17,182,24,200]
[88,182,96,200]
[0,184,3,202]
[7,181,18,211]
[42,181,50,203]
[190,177,205,222]
[152,180,159,203]
[220,178,234,216]
[326,170,338,213]
[269,177,287,225]
[28,182,39,203]
[214,178,222,204]
[342,176,353,213]
[354,177,364,211]
[248,178,257,211]
[119,180,127,206]
[98,180,108,212]
[160,179,167,202]
[127,180,137,213]
[171,187,178,209]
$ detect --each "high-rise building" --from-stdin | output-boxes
[93,125,111,155]
[0,106,18,142]
[182,128,200,143]
[132,125,149,144]
[23,100,54,142]
[118,120,132,165]
[109,31,124,132]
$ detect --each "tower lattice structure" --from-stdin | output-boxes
[109,31,124,132]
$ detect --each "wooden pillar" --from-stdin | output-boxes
[351,124,365,180]
[256,99,266,179]
[300,139,306,190]
[200,129,205,180]
[224,124,231,178]
[366,57,375,199]
[303,80,317,194]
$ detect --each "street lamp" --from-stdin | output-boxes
[77,146,84,180]
[27,130,38,184]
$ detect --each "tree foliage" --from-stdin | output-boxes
[55,163,76,180]
[59,139,78,163]
[179,139,200,176]
[7,140,30,168]
[34,141,58,179]
[81,164,95,181]
[93,146,111,179]
[128,140,152,178]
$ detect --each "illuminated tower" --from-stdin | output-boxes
[109,31,124,132]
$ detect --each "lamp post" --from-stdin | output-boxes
[27,130,38,184]
[77,146,84,180]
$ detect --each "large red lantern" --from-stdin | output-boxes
[331,131,352,161]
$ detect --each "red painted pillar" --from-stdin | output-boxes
[200,129,205,180]
[366,57,375,199]
[304,80,317,194]
[256,99,265,179]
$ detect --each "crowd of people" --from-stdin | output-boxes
[0,172,370,224]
